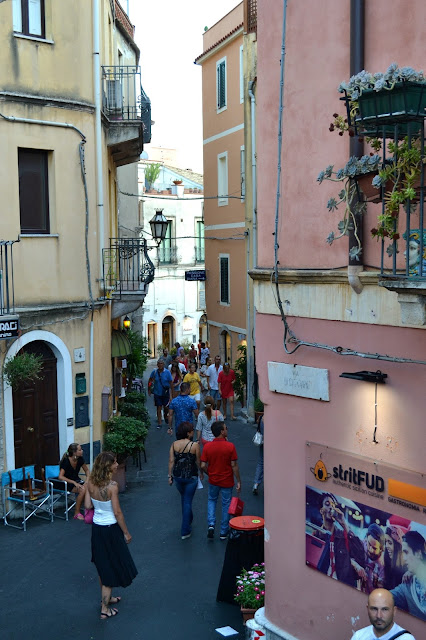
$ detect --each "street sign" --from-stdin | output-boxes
[0,315,20,339]
[185,270,206,281]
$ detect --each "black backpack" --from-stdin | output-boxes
[172,442,194,479]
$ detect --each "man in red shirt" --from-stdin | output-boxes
[201,421,241,540]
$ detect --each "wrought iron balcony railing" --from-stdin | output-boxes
[158,246,179,264]
[195,245,205,262]
[0,240,18,315]
[101,66,151,143]
[102,238,155,299]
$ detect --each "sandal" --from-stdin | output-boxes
[73,513,84,520]
[100,596,121,605]
[100,607,119,620]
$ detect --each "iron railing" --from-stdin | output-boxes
[158,246,179,264]
[0,240,18,315]
[102,237,155,298]
[101,66,151,143]
[195,245,205,262]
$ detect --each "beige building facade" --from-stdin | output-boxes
[0,0,149,484]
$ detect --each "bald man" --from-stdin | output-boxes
[351,589,415,640]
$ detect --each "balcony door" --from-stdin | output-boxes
[13,341,59,473]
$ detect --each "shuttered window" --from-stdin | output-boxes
[13,0,45,38]
[216,58,227,111]
[240,146,246,201]
[18,148,50,234]
[220,255,230,304]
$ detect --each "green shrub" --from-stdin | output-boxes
[119,401,149,422]
[254,397,264,412]
[120,391,146,405]
[104,415,148,463]
[3,352,44,390]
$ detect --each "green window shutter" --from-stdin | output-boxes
[220,257,229,303]
[217,61,226,109]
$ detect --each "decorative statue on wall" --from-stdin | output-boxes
[403,229,426,276]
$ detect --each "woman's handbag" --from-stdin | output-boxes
[84,508,94,524]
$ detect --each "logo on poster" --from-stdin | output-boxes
[310,459,331,482]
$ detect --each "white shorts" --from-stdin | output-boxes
[192,393,201,402]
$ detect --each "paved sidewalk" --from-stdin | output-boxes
[0,361,264,639]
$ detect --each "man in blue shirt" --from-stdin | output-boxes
[148,360,173,429]
[168,382,198,434]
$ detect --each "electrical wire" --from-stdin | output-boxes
[119,188,243,201]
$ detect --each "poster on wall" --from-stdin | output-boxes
[306,442,426,622]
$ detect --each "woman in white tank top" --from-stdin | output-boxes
[85,452,137,620]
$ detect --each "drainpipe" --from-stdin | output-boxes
[246,79,257,416]
[91,0,104,466]
[348,0,365,294]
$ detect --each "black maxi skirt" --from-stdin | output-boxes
[91,523,138,588]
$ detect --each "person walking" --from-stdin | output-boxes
[218,362,236,420]
[168,382,199,435]
[199,342,210,366]
[196,396,224,445]
[184,362,203,408]
[85,452,137,620]
[168,422,203,540]
[206,355,223,412]
[175,342,185,357]
[199,356,212,395]
[158,347,172,368]
[170,361,183,398]
[188,344,198,367]
[201,421,241,540]
[148,359,173,429]
[252,414,264,495]
[350,588,415,639]
[169,355,187,376]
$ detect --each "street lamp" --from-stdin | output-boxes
[149,209,169,246]
[123,315,131,330]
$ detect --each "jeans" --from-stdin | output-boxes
[207,484,233,535]
[254,445,264,486]
[174,476,198,536]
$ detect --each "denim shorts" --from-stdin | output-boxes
[154,393,170,407]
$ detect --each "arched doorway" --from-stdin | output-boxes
[147,322,157,357]
[12,341,59,472]
[162,315,175,352]
[220,330,232,364]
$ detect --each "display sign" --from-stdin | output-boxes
[185,270,206,281]
[0,315,20,339]
[268,362,329,401]
[305,442,426,622]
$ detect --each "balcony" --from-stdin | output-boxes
[101,66,151,166]
[103,237,155,318]
[194,245,205,263]
[0,240,20,336]
[158,246,179,265]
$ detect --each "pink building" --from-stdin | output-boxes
[254,1,426,639]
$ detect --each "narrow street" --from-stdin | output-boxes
[1,361,264,639]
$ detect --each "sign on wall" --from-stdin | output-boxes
[185,270,206,281]
[0,315,20,340]
[268,362,329,401]
[306,442,426,622]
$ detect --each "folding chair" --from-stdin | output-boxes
[1,465,53,531]
[44,465,76,521]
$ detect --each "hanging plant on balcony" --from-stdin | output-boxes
[3,352,43,390]
[318,154,381,260]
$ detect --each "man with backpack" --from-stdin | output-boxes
[148,359,173,429]
[351,588,415,640]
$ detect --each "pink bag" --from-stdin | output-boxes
[84,508,94,524]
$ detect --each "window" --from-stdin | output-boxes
[158,220,175,263]
[195,220,204,262]
[219,255,230,305]
[217,152,228,206]
[13,0,45,38]
[240,45,244,103]
[198,281,206,310]
[216,57,227,112]
[18,148,50,234]
[240,146,246,201]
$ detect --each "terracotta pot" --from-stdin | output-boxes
[112,460,127,493]
[356,166,426,204]
[254,411,264,424]
[240,607,257,625]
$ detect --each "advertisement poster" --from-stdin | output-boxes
[306,442,426,622]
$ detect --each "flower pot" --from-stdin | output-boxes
[354,172,393,204]
[254,411,264,424]
[240,607,257,625]
[112,460,127,493]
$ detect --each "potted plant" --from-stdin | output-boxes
[234,563,265,624]
[3,352,43,390]
[123,330,150,391]
[254,397,264,423]
[172,179,183,185]
[171,179,184,196]
[233,344,247,407]
[103,415,148,491]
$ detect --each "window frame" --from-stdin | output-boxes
[18,148,50,235]
[216,56,227,113]
[13,0,46,39]
[217,151,229,207]
[158,218,175,264]
[195,219,205,262]
[219,253,230,306]
[240,45,244,104]
[240,145,246,202]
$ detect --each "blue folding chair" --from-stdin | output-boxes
[1,466,53,531]
[44,465,76,521]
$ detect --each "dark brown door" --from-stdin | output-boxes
[13,341,59,472]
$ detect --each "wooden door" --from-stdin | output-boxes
[13,342,59,472]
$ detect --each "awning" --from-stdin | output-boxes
[111,330,132,358]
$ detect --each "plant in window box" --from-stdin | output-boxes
[338,64,426,137]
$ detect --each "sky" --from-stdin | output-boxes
[127,0,240,174]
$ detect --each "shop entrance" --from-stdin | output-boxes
[147,322,157,357]
[162,315,175,351]
[220,330,232,364]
